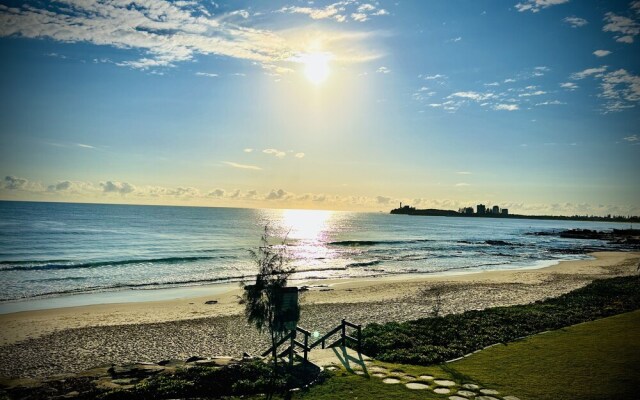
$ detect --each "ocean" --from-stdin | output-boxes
[0,201,629,311]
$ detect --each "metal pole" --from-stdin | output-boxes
[304,331,309,361]
[341,318,346,347]
[289,329,295,366]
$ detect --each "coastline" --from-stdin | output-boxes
[1,251,638,378]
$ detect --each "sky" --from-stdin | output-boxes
[0,0,639,215]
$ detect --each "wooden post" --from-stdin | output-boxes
[341,318,346,347]
[289,329,295,366]
[357,325,362,353]
[304,331,309,361]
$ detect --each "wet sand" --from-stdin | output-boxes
[1,251,638,378]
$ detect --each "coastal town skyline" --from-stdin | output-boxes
[1,1,639,215]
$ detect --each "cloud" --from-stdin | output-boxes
[560,82,579,90]
[294,152,305,158]
[222,161,262,170]
[536,100,566,106]
[207,188,225,197]
[100,181,135,194]
[376,196,391,204]
[519,90,547,97]
[484,82,500,86]
[422,74,447,80]
[599,69,640,112]
[603,10,640,43]
[515,0,569,13]
[278,1,388,23]
[449,91,494,101]
[563,16,588,28]
[571,66,607,80]
[376,66,391,74]
[593,49,612,57]
[448,36,462,42]
[195,72,218,78]
[1,175,28,190]
[455,183,470,187]
[47,181,73,192]
[504,78,516,83]
[265,188,291,200]
[457,171,472,175]
[623,134,639,142]
[243,148,253,153]
[494,104,519,111]
[76,143,95,149]
[263,148,286,158]
[0,1,377,73]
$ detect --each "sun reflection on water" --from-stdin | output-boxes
[281,209,333,241]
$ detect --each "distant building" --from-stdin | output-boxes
[492,205,500,214]
[464,207,474,215]
[502,209,509,215]
[476,204,486,214]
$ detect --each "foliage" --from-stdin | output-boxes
[242,227,296,336]
[100,360,287,399]
[361,275,640,364]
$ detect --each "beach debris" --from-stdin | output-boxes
[405,382,429,390]
[204,300,218,304]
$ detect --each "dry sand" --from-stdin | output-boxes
[0,251,638,378]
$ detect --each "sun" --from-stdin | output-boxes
[302,53,331,85]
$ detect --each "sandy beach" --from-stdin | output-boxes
[1,251,638,379]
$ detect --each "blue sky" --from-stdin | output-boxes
[0,0,639,215]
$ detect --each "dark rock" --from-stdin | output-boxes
[205,300,218,305]
[186,356,205,363]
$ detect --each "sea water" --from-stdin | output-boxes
[0,201,628,309]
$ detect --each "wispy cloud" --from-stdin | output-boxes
[76,143,95,149]
[603,7,640,43]
[563,16,588,28]
[570,66,607,80]
[593,49,612,57]
[623,134,639,142]
[494,104,519,111]
[515,0,569,13]
[455,182,470,187]
[536,100,566,106]
[294,152,305,158]
[195,72,218,78]
[457,171,472,175]
[377,66,391,74]
[449,91,494,101]
[222,161,262,170]
[263,148,286,158]
[560,82,579,90]
[243,148,253,153]
[278,1,389,23]
[0,1,378,73]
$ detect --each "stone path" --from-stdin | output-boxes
[312,348,521,400]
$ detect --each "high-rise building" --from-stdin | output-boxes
[476,204,486,214]
[492,205,500,214]
[502,209,509,215]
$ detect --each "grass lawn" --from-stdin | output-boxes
[448,309,640,400]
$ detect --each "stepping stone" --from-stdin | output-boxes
[457,390,477,397]
[434,379,457,387]
[462,383,480,390]
[434,388,451,394]
[372,372,386,378]
[354,371,365,375]
[449,397,468,400]
[503,397,521,400]
[383,378,401,384]
[405,382,430,390]
[476,397,499,400]
[419,374,434,380]
[480,389,499,395]
[404,374,416,379]
[369,366,388,373]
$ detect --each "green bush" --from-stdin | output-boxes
[361,275,640,365]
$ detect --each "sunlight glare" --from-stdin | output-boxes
[302,53,331,85]
[282,209,332,240]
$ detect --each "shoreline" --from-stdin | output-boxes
[0,254,579,315]
[1,251,638,378]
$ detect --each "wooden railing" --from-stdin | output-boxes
[260,319,362,365]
